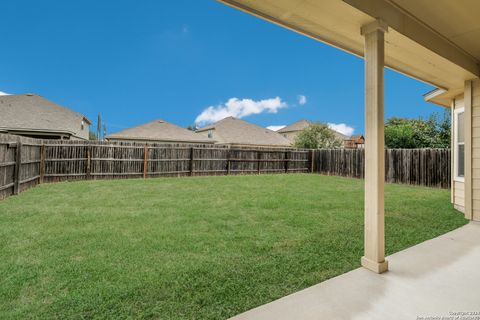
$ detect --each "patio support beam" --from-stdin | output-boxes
[344,0,480,77]
[361,20,388,274]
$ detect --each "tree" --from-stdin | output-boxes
[186,125,197,131]
[294,123,343,149]
[384,111,450,148]
[437,111,451,147]
[89,131,97,140]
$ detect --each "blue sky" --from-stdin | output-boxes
[0,0,444,136]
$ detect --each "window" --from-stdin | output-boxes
[81,120,85,130]
[455,108,465,180]
[207,130,213,139]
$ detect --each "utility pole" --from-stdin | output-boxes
[97,113,102,140]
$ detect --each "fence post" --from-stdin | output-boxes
[284,151,289,173]
[13,142,22,195]
[143,144,148,179]
[190,147,194,176]
[257,150,261,174]
[86,145,91,179]
[40,144,46,183]
[310,149,315,173]
[226,149,231,175]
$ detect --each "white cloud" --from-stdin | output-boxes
[266,125,286,131]
[195,97,288,126]
[328,123,354,137]
[297,95,307,105]
[0,91,10,96]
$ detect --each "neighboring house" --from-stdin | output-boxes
[196,117,291,147]
[105,119,214,144]
[343,135,365,149]
[0,93,91,140]
[277,119,349,143]
[277,119,311,142]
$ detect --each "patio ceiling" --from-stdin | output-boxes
[219,0,480,106]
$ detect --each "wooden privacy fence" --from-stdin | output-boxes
[0,133,452,200]
[42,144,311,181]
[0,134,311,199]
[314,148,451,188]
[0,138,43,199]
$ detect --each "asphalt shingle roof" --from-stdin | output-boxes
[106,119,214,143]
[278,119,350,140]
[196,117,291,146]
[277,119,311,133]
[0,93,90,138]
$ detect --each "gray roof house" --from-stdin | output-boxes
[0,93,91,140]
[277,119,349,143]
[106,119,214,144]
[196,117,291,147]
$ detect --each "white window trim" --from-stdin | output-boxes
[454,107,465,182]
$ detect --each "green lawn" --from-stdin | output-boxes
[0,174,467,319]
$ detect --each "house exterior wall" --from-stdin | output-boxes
[470,79,480,221]
[280,131,298,143]
[453,180,465,212]
[195,129,219,143]
[452,95,465,213]
[454,79,480,221]
[77,119,89,140]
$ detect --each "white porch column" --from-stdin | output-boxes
[361,20,389,274]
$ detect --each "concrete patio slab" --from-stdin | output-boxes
[230,222,480,320]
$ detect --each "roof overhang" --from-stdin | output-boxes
[0,127,75,136]
[82,116,92,125]
[219,0,480,107]
[196,127,215,133]
[423,88,464,108]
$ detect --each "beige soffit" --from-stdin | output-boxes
[218,0,480,106]
[423,88,464,108]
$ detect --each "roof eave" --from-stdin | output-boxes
[0,127,76,136]
[82,116,92,125]
[218,0,480,100]
[423,87,464,108]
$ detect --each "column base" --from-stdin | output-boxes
[361,256,388,274]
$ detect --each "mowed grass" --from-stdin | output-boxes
[0,174,467,319]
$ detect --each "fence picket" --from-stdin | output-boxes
[314,148,451,188]
[0,133,452,200]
